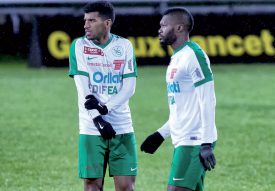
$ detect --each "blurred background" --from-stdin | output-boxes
[1,1,275,191]
[1,0,275,66]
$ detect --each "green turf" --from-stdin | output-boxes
[0,61,274,191]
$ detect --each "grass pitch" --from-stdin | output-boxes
[0,60,274,191]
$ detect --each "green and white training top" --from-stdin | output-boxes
[69,34,137,135]
[158,41,218,147]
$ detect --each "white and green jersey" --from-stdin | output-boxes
[160,41,217,147]
[69,34,137,135]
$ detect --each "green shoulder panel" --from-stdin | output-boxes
[187,41,213,87]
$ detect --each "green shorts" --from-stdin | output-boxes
[78,133,137,179]
[168,143,216,191]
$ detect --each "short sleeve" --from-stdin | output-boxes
[187,42,213,87]
[69,38,89,78]
[122,40,137,79]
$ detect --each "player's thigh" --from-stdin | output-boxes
[78,134,108,179]
[109,132,138,176]
[168,145,205,191]
[113,176,135,191]
[83,178,104,190]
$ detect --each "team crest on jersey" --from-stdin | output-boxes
[112,46,123,57]
[84,47,104,56]
[170,68,177,79]
[113,60,125,70]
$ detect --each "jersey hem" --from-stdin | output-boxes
[173,138,218,148]
[79,128,134,135]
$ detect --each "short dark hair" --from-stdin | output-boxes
[163,7,194,32]
[83,1,115,22]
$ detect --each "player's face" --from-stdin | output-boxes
[84,12,108,40]
[158,15,177,45]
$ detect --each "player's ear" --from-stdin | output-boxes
[176,24,184,32]
[105,19,112,27]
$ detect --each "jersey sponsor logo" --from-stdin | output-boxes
[112,46,123,57]
[103,63,112,67]
[93,72,122,84]
[87,56,96,61]
[90,72,122,95]
[113,60,125,70]
[168,95,176,105]
[89,84,118,95]
[167,81,181,93]
[87,62,101,67]
[170,68,177,79]
[87,62,112,67]
[84,47,104,56]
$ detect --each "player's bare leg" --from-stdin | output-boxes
[113,176,135,191]
[84,178,103,191]
[168,185,192,191]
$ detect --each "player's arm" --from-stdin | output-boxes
[189,52,216,170]
[106,40,138,112]
[105,77,136,112]
[73,75,100,119]
[195,82,216,171]
[157,121,171,138]
[140,121,170,154]
[195,82,216,145]
[69,38,100,119]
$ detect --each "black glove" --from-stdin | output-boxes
[199,143,216,171]
[93,116,116,140]
[140,132,164,154]
[85,95,108,115]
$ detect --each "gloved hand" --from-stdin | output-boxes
[93,116,116,140]
[199,143,216,171]
[140,132,164,154]
[85,95,108,115]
